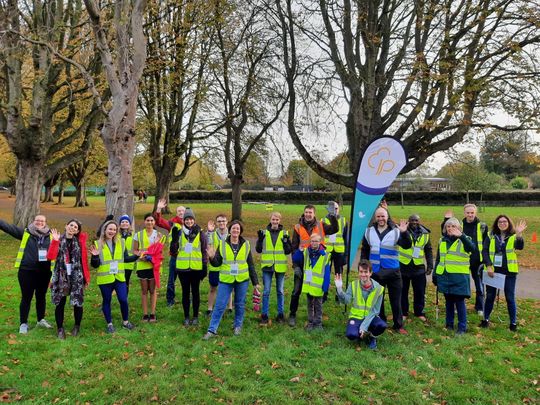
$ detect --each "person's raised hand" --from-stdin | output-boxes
[515,220,527,236]
[156,199,167,212]
[398,219,408,232]
[444,209,453,218]
[207,245,216,259]
[207,220,215,232]
[90,245,99,256]
[51,229,61,241]
[334,273,343,290]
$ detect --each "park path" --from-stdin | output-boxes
[0,191,538,299]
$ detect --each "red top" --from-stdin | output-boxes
[47,232,90,284]
[153,212,183,231]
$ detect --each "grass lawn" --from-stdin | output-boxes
[0,230,538,403]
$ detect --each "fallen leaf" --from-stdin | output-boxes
[468,357,473,363]
[409,370,417,378]
[271,362,280,369]
[98,373,104,381]
[7,340,17,345]
[289,376,300,383]
[42,381,50,388]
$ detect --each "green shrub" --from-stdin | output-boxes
[510,176,528,189]
[530,172,540,189]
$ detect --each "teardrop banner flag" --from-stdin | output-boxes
[347,136,408,270]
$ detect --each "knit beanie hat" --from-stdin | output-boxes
[119,214,132,224]
[183,208,195,220]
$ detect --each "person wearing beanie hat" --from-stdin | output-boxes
[171,208,208,327]
[119,215,135,295]
[152,199,185,307]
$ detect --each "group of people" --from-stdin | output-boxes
[0,200,526,350]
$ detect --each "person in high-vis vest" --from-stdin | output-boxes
[399,214,433,322]
[360,207,411,334]
[255,212,292,324]
[480,216,526,331]
[433,217,476,335]
[47,220,89,339]
[90,220,138,333]
[203,221,260,339]
[290,233,331,331]
[133,213,165,323]
[288,204,338,327]
[152,198,185,307]
[118,214,135,295]
[169,208,208,326]
[442,204,489,316]
[205,214,233,316]
[335,260,387,350]
[322,201,348,303]
[0,215,54,334]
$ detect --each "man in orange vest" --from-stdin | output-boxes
[288,204,338,326]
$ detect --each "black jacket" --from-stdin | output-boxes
[0,220,51,272]
[209,236,258,285]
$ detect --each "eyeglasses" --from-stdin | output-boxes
[217,220,227,223]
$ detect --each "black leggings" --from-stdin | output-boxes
[178,271,202,319]
[18,269,52,324]
[55,296,83,329]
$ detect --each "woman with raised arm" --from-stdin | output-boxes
[48,220,89,339]
[0,215,53,334]
[480,216,526,331]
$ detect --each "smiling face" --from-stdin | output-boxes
[304,208,315,222]
[230,223,241,239]
[184,217,195,227]
[104,223,118,240]
[176,206,186,218]
[270,214,281,229]
[216,216,228,231]
[497,216,509,232]
[144,216,155,230]
[65,221,80,237]
[309,234,321,250]
[464,206,477,223]
[119,219,131,231]
[33,215,47,230]
[375,208,388,227]
[358,265,372,285]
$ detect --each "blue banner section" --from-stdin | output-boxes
[347,136,407,269]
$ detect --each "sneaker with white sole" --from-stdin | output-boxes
[36,319,53,329]
[19,323,29,334]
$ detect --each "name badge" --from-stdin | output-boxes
[493,254,503,267]
[110,261,119,274]
[413,247,422,259]
[230,262,239,276]
[66,263,72,275]
[38,249,47,262]
[329,234,337,243]
[305,270,313,283]
[184,243,193,254]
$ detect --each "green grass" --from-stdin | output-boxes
[0,233,538,404]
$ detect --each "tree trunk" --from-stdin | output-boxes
[74,178,89,207]
[102,123,135,219]
[43,186,54,203]
[154,169,173,214]
[231,176,243,221]
[13,160,44,227]
[57,179,65,205]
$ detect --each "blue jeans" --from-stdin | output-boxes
[262,271,285,317]
[208,280,249,334]
[346,316,387,339]
[444,294,467,332]
[166,257,177,304]
[98,280,129,324]
[484,276,517,324]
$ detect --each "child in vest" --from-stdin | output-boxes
[292,233,331,331]
[335,260,387,350]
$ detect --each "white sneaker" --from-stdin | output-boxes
[477,311,484,317]
[36,319,53,329]
[19,323,29,334]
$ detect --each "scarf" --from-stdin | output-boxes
[51,234,85,306]
[27,223,50,237]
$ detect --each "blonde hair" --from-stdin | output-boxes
[444,217,462,232]
[270,212,282,219]
[310,233,322,242]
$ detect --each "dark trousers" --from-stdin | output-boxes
[372,269,403,329]
[484,276,517,325]
[166,258,178,305]
[178,271,202,319]
[346,316,387,340]
[306,294,323,326]
[18,269,52,324]
[328,251,345,274]
[55,296,83,329]
[98,280,129,324]
[401,270,426,317]
[125,269,133,295]
[470,263,484,312]
[289,266,303,317]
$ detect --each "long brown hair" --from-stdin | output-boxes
[491,215,515,236]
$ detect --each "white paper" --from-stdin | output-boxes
[483,271,506,290]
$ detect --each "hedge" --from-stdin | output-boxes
[169,190,540,206]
